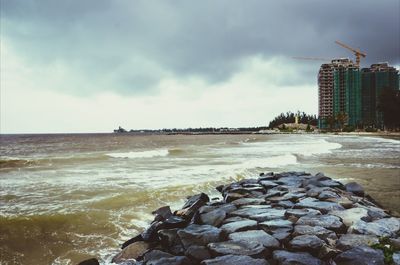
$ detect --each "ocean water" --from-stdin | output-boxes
[0,133,399,264]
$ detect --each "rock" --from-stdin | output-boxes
[164,216,188,229]
[146,256,191,265]
[248,208,286,222]
[222,216,248,224]
[201,254,269,265]
[158,229,180,248]
[285,208,321,218]
[121,234,143,249]
[112,241,150,263]
[391,238,400,251]
[231,198,265,206]
[318,244,341,259]
[228,230,280,248]
[184,245,211,260]
[177,224,222,249]
[224,192,247,202]
[393,252,400,265]
[259,219,293,232]
[293,225,337,242]
[289,235,324,253]
[229,205,271,218]
[271,228,292,243]
[259,180,279,189]
[273,200,294,208]
[200,208,226,227]
[152,206,173,221]
[334,246,384,265]
[220,219,258,233]
[175,193,209,219]
[295,197,345,213]
[141,221,163,241]
[143,250,173,263]
[349,217,400,237]
[275,176,303,187]
[273,250,323,265]
[208,240,266,258]
[296,215,345,233]
[182,193,210,209]
[336,234,379,251]
[345,182,365,196]
[318,190,339,200]
[330,207,369,226]
[78,258,99,265]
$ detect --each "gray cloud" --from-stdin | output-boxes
[1,0,399,95]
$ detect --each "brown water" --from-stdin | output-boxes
[0,134,399,264]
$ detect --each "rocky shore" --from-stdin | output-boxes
[80,172,400,265]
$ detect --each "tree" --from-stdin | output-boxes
[377,88,400,130]
[325,115,336,131]
[336,112,348,131]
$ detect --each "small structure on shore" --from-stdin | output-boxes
[80,171,400,265]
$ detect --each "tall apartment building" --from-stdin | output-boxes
[318,58,361,128]
[318,60,399,129]
[361,63,399,128]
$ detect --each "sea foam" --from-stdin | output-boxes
[106,149,169,159]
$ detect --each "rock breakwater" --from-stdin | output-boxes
[80,172,400,265]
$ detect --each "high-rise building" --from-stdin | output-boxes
[361,63,399,128]
[318,58,361,128]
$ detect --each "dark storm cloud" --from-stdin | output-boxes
[1,0,399,94]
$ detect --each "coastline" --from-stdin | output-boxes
[81,171,400,265]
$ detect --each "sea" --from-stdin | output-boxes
[0,133,399,264]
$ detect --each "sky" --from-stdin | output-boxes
[1,0,399,133]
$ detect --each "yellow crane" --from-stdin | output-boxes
[334,40,366,67]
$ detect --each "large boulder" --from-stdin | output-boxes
[349,217,400,237]
[112,241,150,263]
[296,215,345,233]
[228,230,280,248]
[259,219,293,232]
[293,225,337,242]
[289,235,324,253]
[146,256,191,265]
[295,197,344,213]
[201,254,269,265]
[248,209,286,222]
[177,224,222,249]
[220,219,257,233]
[330,207,369,226]
[272,250,323,265]
[208,240,266,258]
[200,208,226,227]
[334,246,384,265]
[336,234,379,251]
[229,205,272,218]
[344,182,365,196]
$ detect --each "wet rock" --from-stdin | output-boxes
[222,216,248,224]
[259,219,293,233]
[271,228,292,243]
[112,241,150,263]
[326,196,354,209]
[334,246,384,265]
[285,208,321,218]
[273,200,294,208]
[295,197,344,213]
[296,215,345,233]
[249,208,286,222]
[273,250,323,265]
[208,240,266,258]
[293,225,337,242]
[141,221,163,241]
[275,176,303,188]
[177,224,222,249]
[200,208,226,227]
[318,244,341,259]
[345,182,365,196]
[224,192,247,202]
[143,250,173,263]
[182,193,210,209]
[391,238,400,251]
[349,217,400,237]
[232,198,265,206]
[78,258,99,265]
[318,190,339,200]
[164,216,188,229]
[289,235,324,253]
[393,252,400,265]
[229,205,272,218]
[121,234,143,249]
[330,207,369,226]
[228,230,280,248]
[336,234,379,251]
[146,256,191,265]
[201,254,269,265]
[176,193,209,219]
[259,180,279,189]
[158,229,180,248]
[152,206,173,221]
[184,245,211,260]
[220,219,257,233]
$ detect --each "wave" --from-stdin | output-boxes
[241,154,298,169]
[106,149,169,159]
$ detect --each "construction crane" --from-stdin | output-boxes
[293,56,331,62]
[334,40,366,67]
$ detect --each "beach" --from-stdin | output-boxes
[0,134,399,264]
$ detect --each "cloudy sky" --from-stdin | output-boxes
[1,0,399,133]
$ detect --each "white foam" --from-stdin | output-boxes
[106,149,169,159]
[242,154,298,168]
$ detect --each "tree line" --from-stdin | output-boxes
[268,111,318,128]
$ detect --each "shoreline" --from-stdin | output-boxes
[80,171,400,265]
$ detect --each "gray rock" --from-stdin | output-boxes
[228,230,280,248]
[231,198,265,206]
[200,208,226,227]
[334,246,384,265]
[158,229,179,248]
[201,254,269,265]
[318,190,339,200]
[184,245,211,260]
[293,225,337,241]
[273,250,323,265]
[143,250,173,263]
[336,234,379,251]
[220,219,258,233]
[275,176,303,187]
[289,235,324,253]
[349,217,400,237]
[222,216,248,224]
[230,205,271,218]
[393,252,400,265]
[273,200,294,208]
[345,182,365,196]
[112,241,150,263]
[146,256,191,265]
[177,224,222,249]
[249,209,286,222]
[285,208,321,218]
[259,180,279,189]
[208,240,266,258]
[271,228,292,243]
[295,197,345,213]
[259,219,293,232]
[296,215,345,233]
[330,207,369,226]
